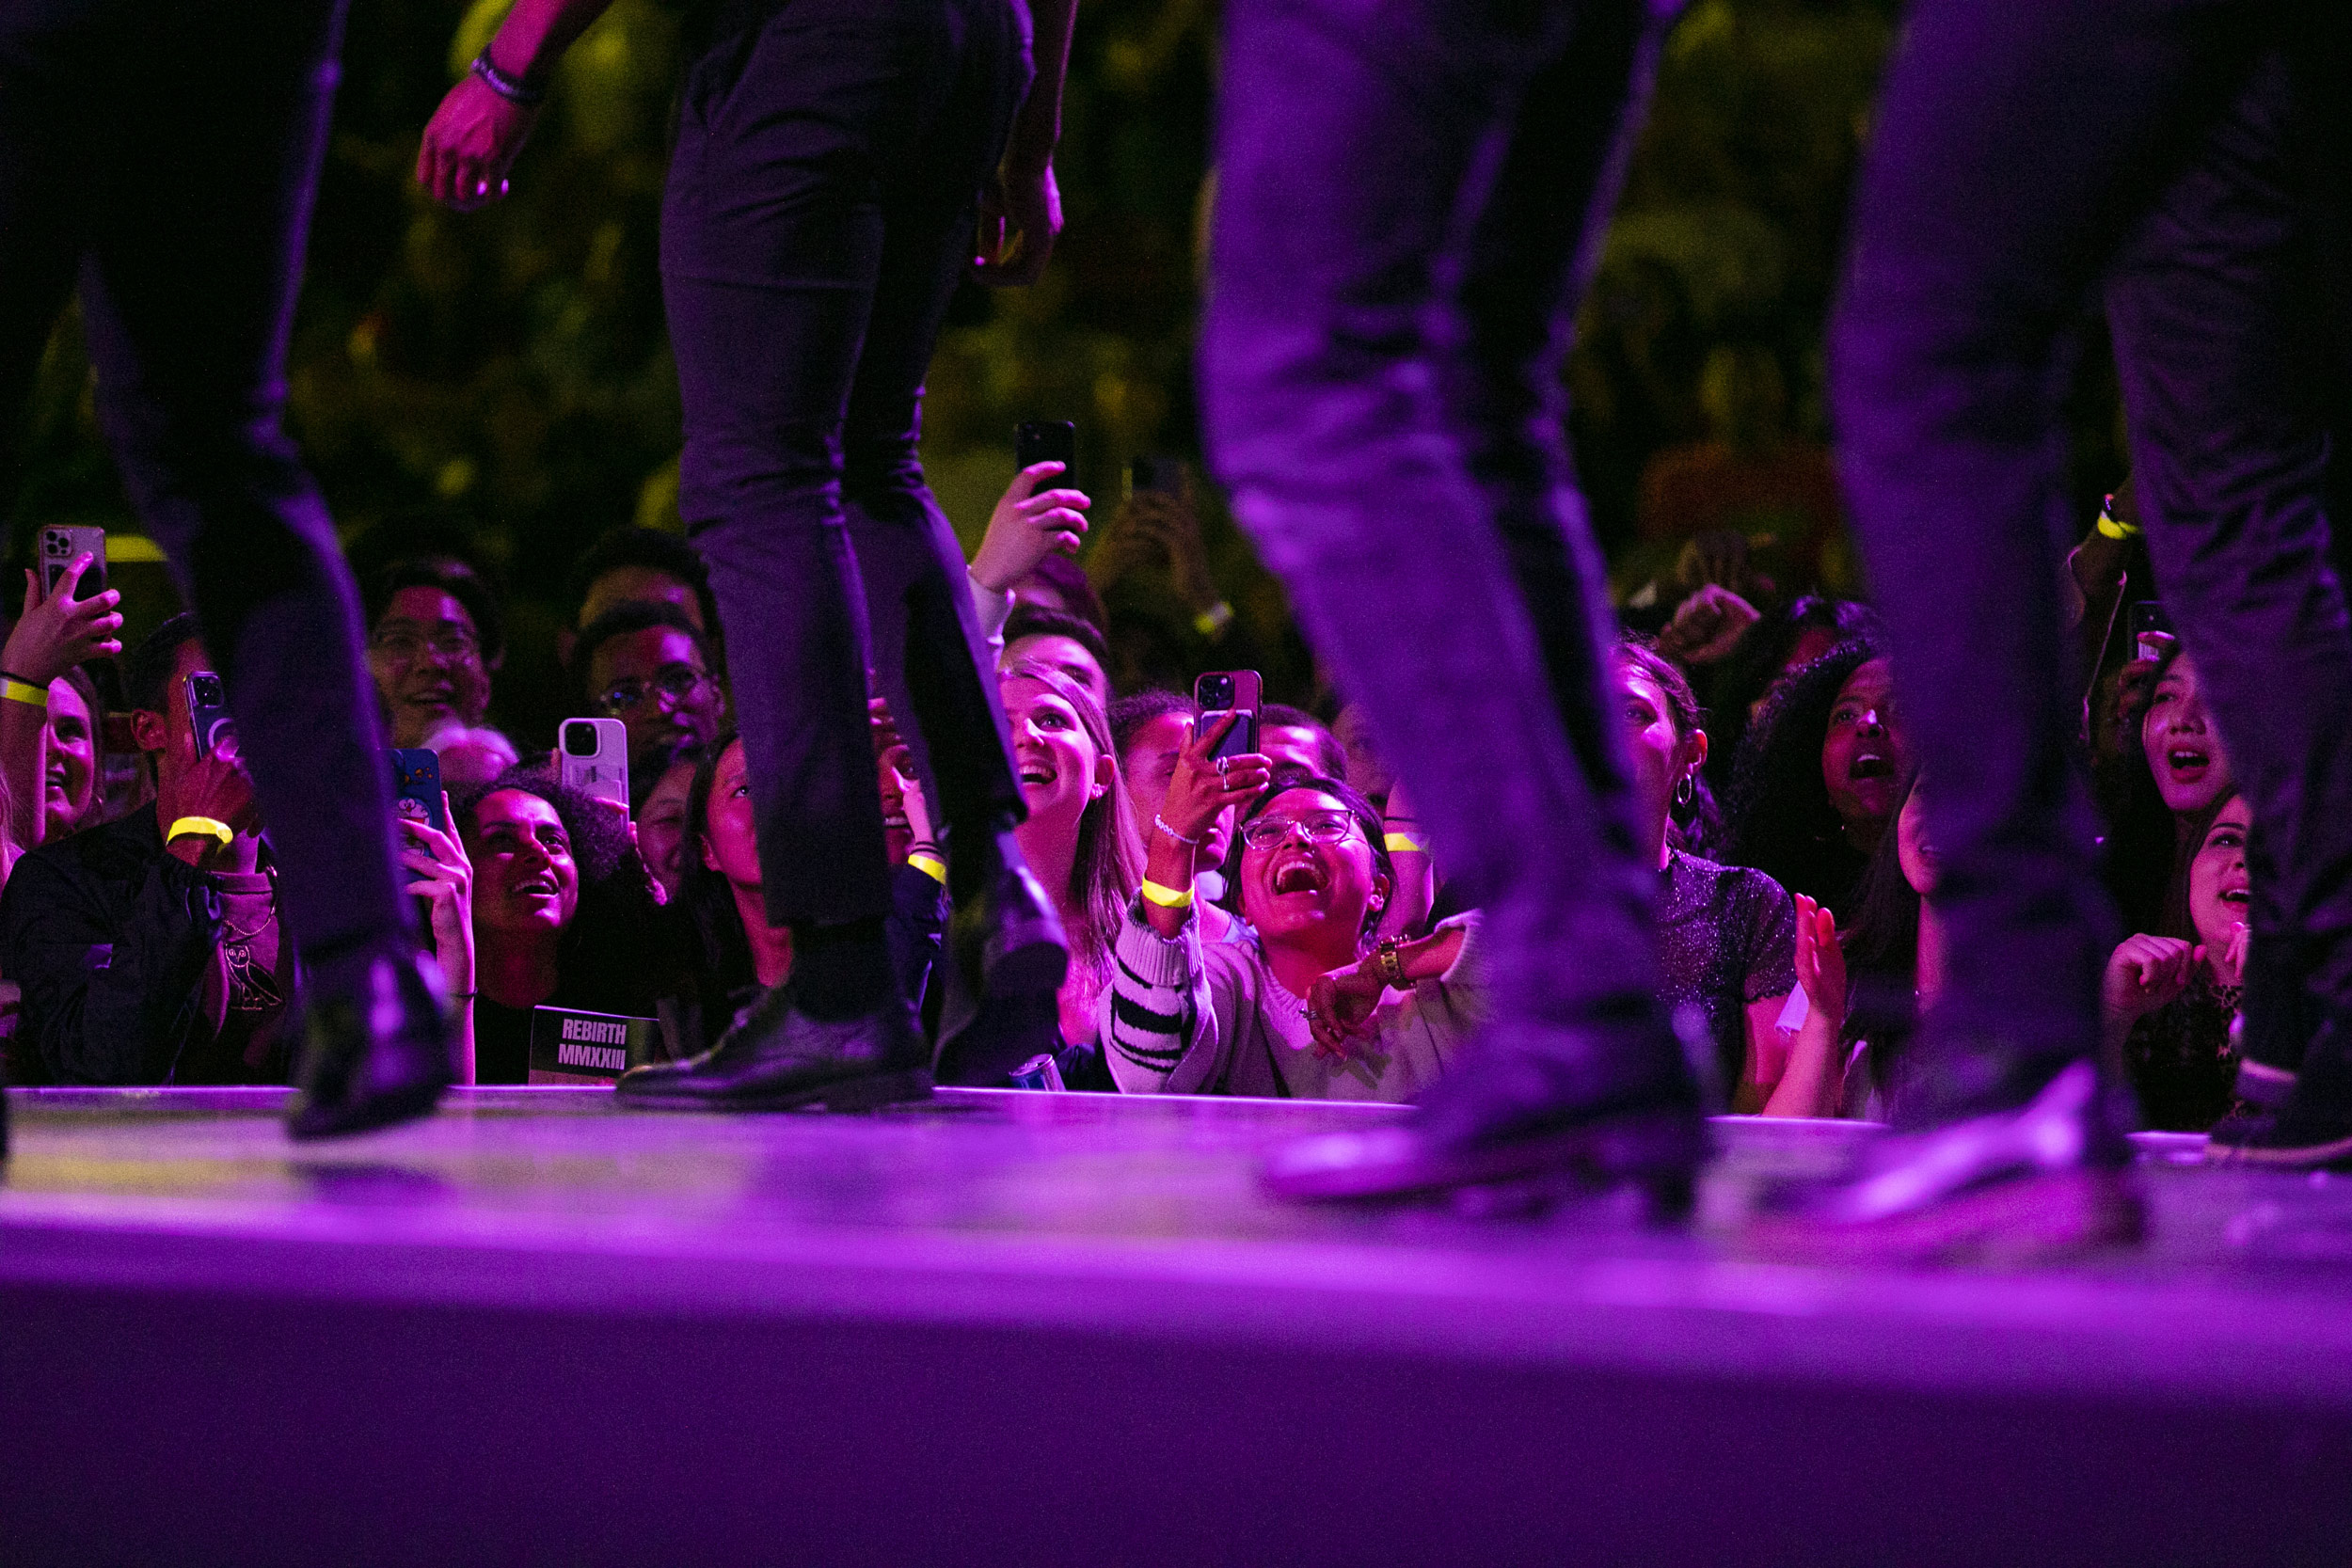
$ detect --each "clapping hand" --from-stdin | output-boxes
[2103,933,2200,1026]
[1791,893,1847,1033]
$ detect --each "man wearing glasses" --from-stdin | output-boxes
[574,603,727,810]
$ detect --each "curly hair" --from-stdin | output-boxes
[453,761,683,1006]
[1724,637,1883,911]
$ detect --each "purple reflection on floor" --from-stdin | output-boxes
[3,1086,2348,1563]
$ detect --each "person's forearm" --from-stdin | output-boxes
[1008,0,1079,165]
[1760,1011,1844,1118]
[487,0,616,80]
[1142,825,1200,940]
[0,700,47,853]
[1384,926,1463,986]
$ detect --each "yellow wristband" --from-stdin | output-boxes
[1383,832,1425,854]
[1,677,47,708]
[167,816,234,849]
[907,851,947,885]
[1139,878,1196,909]
[2095,509,2139,541]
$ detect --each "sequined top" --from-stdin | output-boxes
[2125,972,2243,1132]
[1658,852,1799,1098]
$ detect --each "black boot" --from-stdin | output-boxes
[286,945,453,1140]
[613,983,930,1110]
[1745,1059,2143,1264]
[2206,1008,2352,1168]
[1261,1006,1706,1213]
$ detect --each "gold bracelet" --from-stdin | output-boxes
[1139,878,1196,909]
[1375,936,1406,988]
[167,816,234,848]
[1,677,48,708]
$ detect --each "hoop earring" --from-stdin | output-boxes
[1675,773,1695,810]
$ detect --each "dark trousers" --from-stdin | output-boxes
[1202,0,1695,1118]
[1832,0,2352,1125]
[664,0,1031,928]
[0,0,412,967]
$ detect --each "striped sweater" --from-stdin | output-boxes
[1100,899,1484,1101]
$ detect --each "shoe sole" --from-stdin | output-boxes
[1742,1167,2144,1268]
[286,1075,450,1142]
[1263,1107,1704,1206]
[2203,1128,2352,1169]
[615,1067,934,1114]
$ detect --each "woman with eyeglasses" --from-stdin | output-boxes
[1103,728,1481,1102]
[363,558,501,750]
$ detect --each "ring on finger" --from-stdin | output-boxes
[1216,756,1229,778]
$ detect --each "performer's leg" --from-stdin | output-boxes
[0,1,93,511]
[65,0,446,1136]
[2106,51,2352,1130]
[1208,0,1699,1198]
[622,0,989,1108]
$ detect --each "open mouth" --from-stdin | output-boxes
[1016,760,1057,788]
[2167,746,2212,776]
[882,812,909,832]
[1270,855,1328,896]
[2220,883,2251,909]
[513,875,558,899]
[1850,752,1894,783]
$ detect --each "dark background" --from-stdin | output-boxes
[2,0,2127,728]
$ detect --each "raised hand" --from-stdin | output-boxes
[1156,709,1271,850]
[399,797,477,997]
[2103,932,2200,1026]
[416,71,537,211]
[5,558,123,685]
[971,462,1090,593]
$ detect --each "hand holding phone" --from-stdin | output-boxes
[560,717,630,811]
[5,533,123,687]
[1194,670,1263,766]
[185,671,236,762]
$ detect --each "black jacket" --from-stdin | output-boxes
[0,804,281,1085]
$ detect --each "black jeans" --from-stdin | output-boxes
[1832,0,2352,1125]
[1202,0,1698,1121]
[663,0,1032,927]
[0,0,413,969]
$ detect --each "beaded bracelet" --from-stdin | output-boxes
[469,48,547,107]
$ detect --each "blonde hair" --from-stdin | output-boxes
[1000,659,1144,983]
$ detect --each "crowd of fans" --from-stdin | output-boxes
[0,462,2241,1135]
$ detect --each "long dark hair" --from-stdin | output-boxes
[1615,634,1723,859]
[2096,638,2207,938]
[1700,594,1879,789]
[675,734,752,998]
[1724,637,1883,911]
[1838,768,1923,1113]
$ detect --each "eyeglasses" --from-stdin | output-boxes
[1240,810,1358,850]
[597,664,712,716]
[372,627,481,663]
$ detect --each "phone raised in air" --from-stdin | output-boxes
[185,670,234,761]
[39,524,105,601]
[389,749,446,886]
[1193,670,1263,766]
[1015,420,1077,475]
[559,717,630,811]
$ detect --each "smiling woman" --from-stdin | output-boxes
[1104,760,1480,1103]
[452,763,680,1083]
[364,558,502,750]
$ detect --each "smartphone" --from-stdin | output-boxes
[39,525,105,601]
[1130,456,1184,498]
[185,670,234,761]
[560,717,630,811]
[1015,420,1077,475]
[1194,670,1263,765]
[2129,600,2175,663]
[389,749,446,886]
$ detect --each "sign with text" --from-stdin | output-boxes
[528,1006,664,1084]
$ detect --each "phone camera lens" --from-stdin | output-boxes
[563,723,597,757]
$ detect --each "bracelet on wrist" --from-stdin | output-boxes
[1152,814,1200,847]
[1,674,47,708]
[1140,878,1196,910]
[469,48,547,107]
[1375,936,1407,989]
[167,816,234,849]
[906,850,948,886]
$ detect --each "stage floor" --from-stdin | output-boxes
[5,1086,2351,1563]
